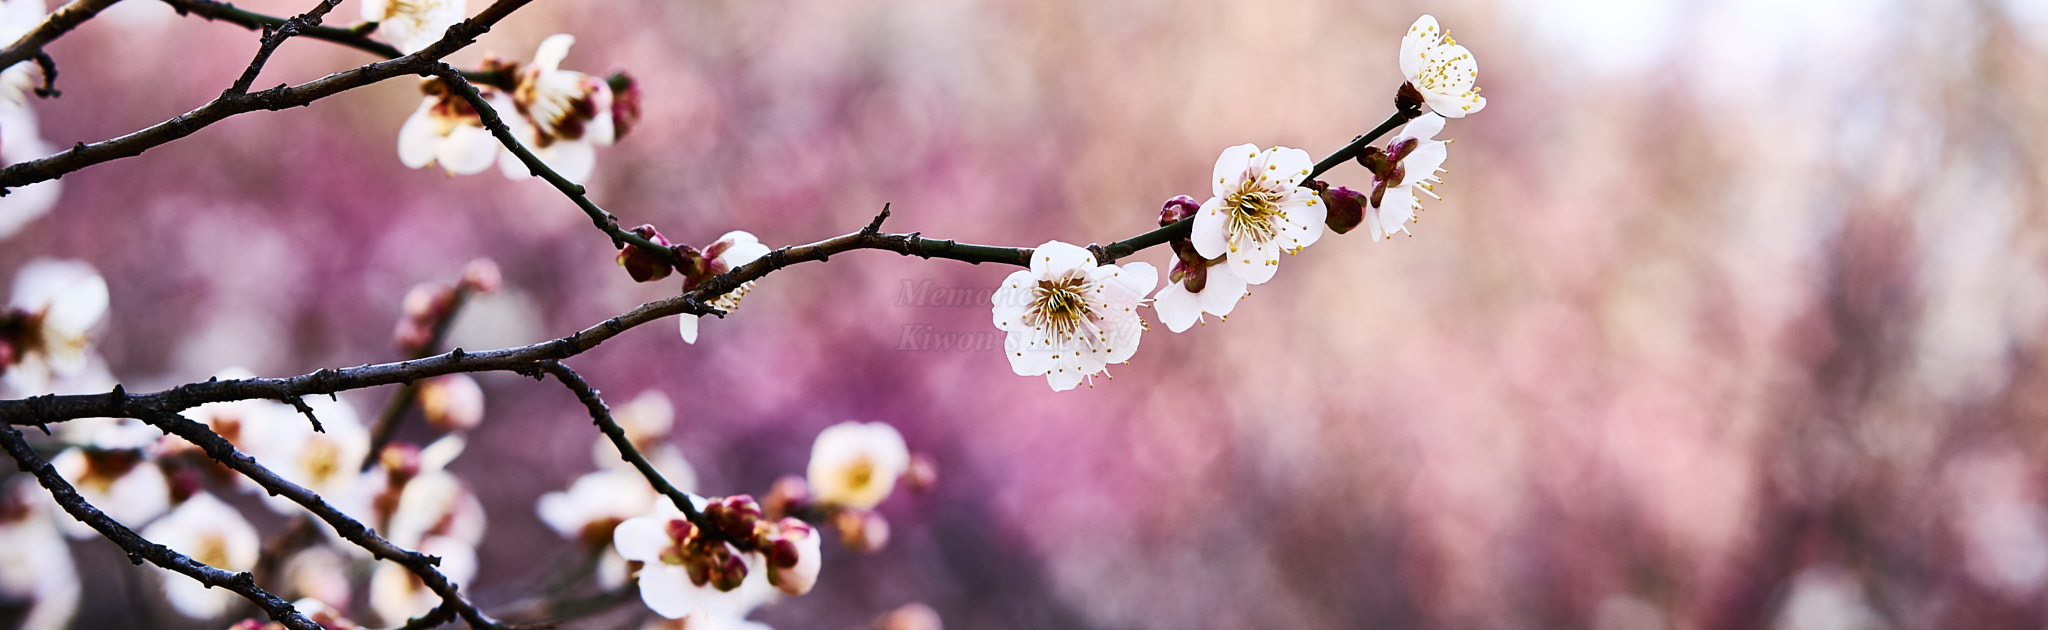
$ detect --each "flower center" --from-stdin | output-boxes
[193,532,232,568]
[839,455,875,493]
[1224,183,1285,247]
[1024,274,1106,350]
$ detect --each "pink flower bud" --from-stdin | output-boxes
[1158,195,1201,226]
[831,509,891,554]
[872,603,944,630]
[417,374,486,432]
[706,495,764,546]
[904,454,938,494]
[606,71,642,140]
[1318,185,1369,235]
[762,475,810,520]
[616,224,675,283]
[765,518,821,596]
[459,259,502,293]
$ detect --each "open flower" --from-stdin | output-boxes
[1190,145,1324,285]
[1,477,79,630]
[806,422,909,511]
[678,231,771,344]
[500,34,615,183]
[1399,15,1485,118]
[1,259,108,395]
[418,373,485,432]
[992,241,1157,391]
[0,105,62,241]
[140,492,260,620]
[397,78,507,176]
[362,0,464,55]
[614,504,781,622]
[1360,113,1450,241]
[1153,247,1249,333]
[260,394,369,517]
[761,519,821,596]
[369,535,475,626]
[48,446,168,539]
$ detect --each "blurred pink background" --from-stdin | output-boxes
[8,0,2048,628]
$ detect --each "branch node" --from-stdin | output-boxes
[862,202,892,235]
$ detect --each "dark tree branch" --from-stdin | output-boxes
[159,0,402,59]
[0,422,324,630]
[228,0,345,96]
[0,0,535,192]
[0,0,125,92]
[361,281,477,471]
[535,360,710,530]
[127,408,508,629]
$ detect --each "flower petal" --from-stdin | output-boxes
[439,124,500,175]
[611,515,673,563]
[1399,112,1446,143]
[1198,264,1249,317]
[1191,197,1229,259]
[991,270,1035,329]
[1212,143,1258,197]
[396,101,438,169]
[1227,237,1279,285]
[1266,147,1314,187]
[1400,15,1440,80]
[678,313,699,344]
[532,34,576,74]
[1378,186,1416,237]
[1028,240,1096,278]
[1006,331,1054,376]
[1154,280,1201,333]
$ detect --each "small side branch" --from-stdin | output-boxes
[0,422,324,630]
[536,361,713,531]
[228,0,345,95]
[160,0,402,58]
[0,0,125,93]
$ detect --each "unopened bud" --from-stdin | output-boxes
[606,71,642,140]
[1158,195,1201,226]
[871,603,944,630]
[672,244,710,290]
[765,518,821,596]
[459,259,502,293]
[832,509,891,554]
[707,495,763,545]
[762,475,811,520]
[702,542,750,592]
[1394,82,1427,119]
[379,443,422,479]
[394,283,455,353]
[903,454,938,494]
[616,224,675,283]
[1318,185,1368,235]
[418,374,486,432]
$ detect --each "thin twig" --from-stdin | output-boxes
[534,361,707,527]
[0,0,534,192]
[0,0,125,91]
[228,0,345,95]
[159,0,402,59]
[0,423,325,630]
[130,408,509,629]
[362,282,476,471]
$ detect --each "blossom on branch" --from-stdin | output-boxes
[1152,195,1248,333]
[1399,15,1486,117]
[806,421,909,511]
[139,492,260,620]
[993,241,1157,391]
[1,259,108,395]
[500,34,617,183]
[1356,113,1450,241]
[678,231,771,344]
[0,106,62,240]
[614,502,781,624]
[0,477,79,630]
[362,0,465,55]
[1191,145,1324,285]
[397,78,507,176]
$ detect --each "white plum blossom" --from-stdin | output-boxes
[500,34,616,183]
[2,259,108,395]
[396,79,508,176]
[1190,145,1324,285]
[590,390,697,490]
[48,446,169,539]
[260,394,370,516]
[1151,255,1249,333]
[0,477,79,630]
[1366,113,1450,241]
[992,241,1157,391]
[140,492,260,620]
[379,434,487,549]
[806,421,910,511]
[613,504,780,624]
[0,105,62,240]
[361,0,464,55]
[1399,15,1486,117]
[679,231,771,344]
[369,535,476,626]
[417,373,485,432]
[764,519,821,597]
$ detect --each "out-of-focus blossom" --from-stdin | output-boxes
[871,603,944,630]
[538,468,660,546]
[1,259,108,395]
[1191,145,1323,285]
[613,505,780,623]
[607,71,642,140]
[0,477,79,630]
[761,518,820,596]
[590,390,699,489]
[369,535,475,626]
[167,370,304,494]
[1358,113,1450,241]
[418,373,485,432]
[500,34,616,183]
[373,435,486,550]
[0,105,61,241]
[678,231,771,344]
[1771,566,1887,630]
[397,78,506,176]
[261,394,369,516]
[280,546,354,612]
[805,421,909,510]
[1398,15,1485,117]
[830,508,890,554]
[991,241,1156,391]
[361,0,464,55]
[140,492,259,620]
[48,446,169,538]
